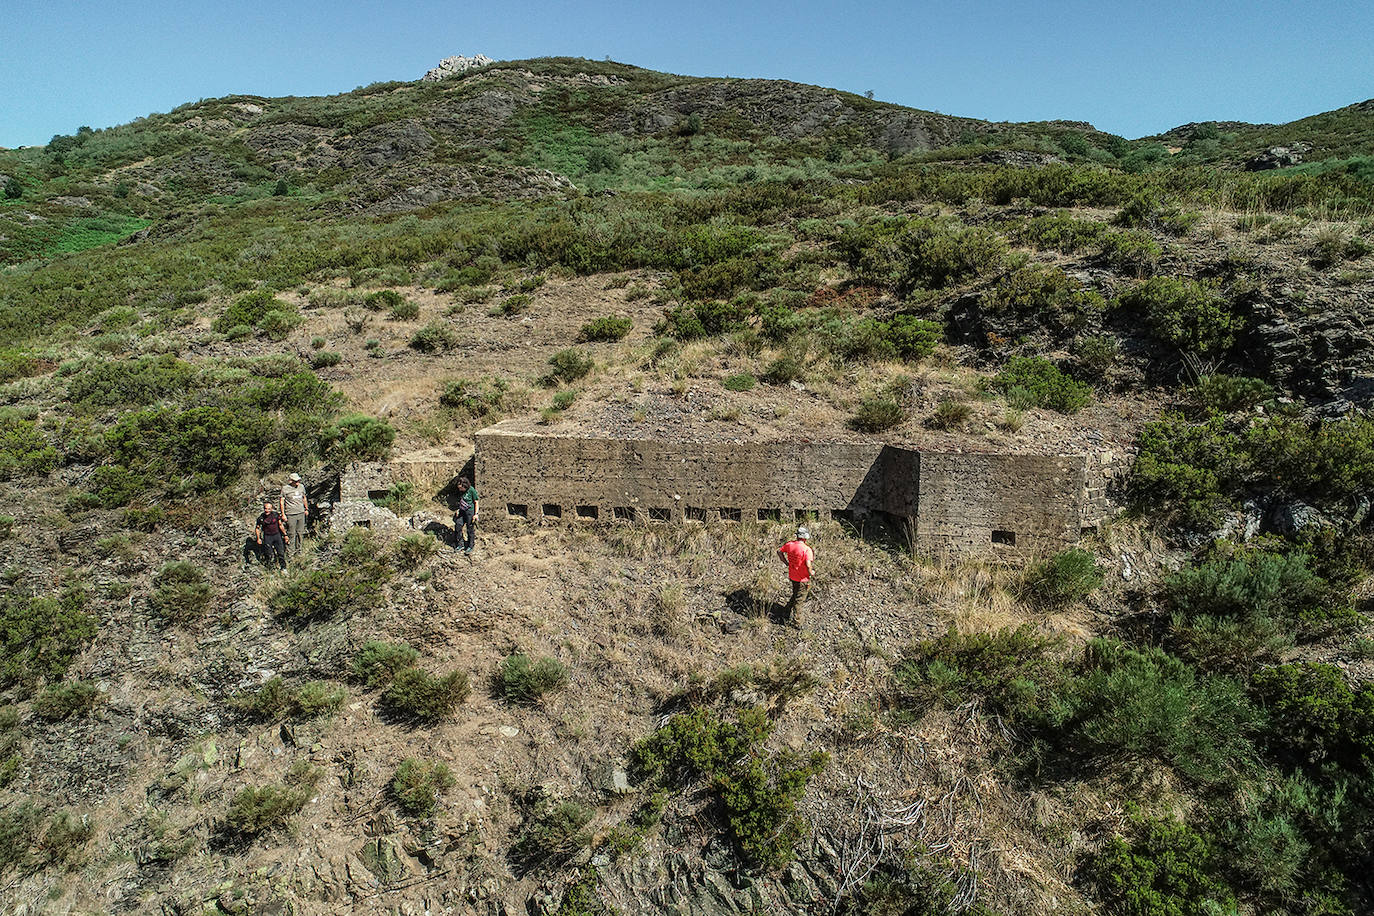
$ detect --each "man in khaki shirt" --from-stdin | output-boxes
[280,472,309,555]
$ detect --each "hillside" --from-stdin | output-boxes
[0,57,1372,916]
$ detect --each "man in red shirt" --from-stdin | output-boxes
[777,527,815,626]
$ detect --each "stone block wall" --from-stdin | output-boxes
[475,427,1116,556]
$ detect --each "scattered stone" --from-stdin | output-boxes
[497,725,519,738]
[422,55,495,82]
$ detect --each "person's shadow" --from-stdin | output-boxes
[241,536,266,566]
[723,587,787,622]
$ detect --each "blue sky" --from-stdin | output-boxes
[2,0,1371,148]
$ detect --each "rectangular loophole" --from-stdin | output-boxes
[575,505,598,520]
[795,509,818,522]
[757,508,781,522]
[507,503,529,519]
[367,490,391,502]
[685,506,707,522]
[613,506,635,521]
[832,509,856,524]
[648,507,671,522]
[719,507,742,522]
[542,504,562,519]
[991,529,1016,545]
[1080,525,1097,536]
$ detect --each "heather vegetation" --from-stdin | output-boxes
[0,55,1372,916]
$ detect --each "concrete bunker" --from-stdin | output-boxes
[474,424,1120,557]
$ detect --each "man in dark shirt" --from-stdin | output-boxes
[255,502,288,570]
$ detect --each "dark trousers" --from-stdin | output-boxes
[262,533,287,569]
[783,579,810,620]
[454,508,476,551]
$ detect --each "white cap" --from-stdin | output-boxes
[289,472,301,482]
[797,526,810,539]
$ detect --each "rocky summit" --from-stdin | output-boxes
[0,56,1372,916]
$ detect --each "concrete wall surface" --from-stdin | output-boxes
[475,426,1117,556]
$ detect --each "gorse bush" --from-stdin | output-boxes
[632,705,827,870]
[892,626,1066,722]
[391,758,456,817]
[658,297,752,340]
[0,418,57,481]
[0,588,95,687]
[498,653,568,704]
[1251,662,1374,773]
[439,377,507,416]
[837,314,941,363]
[211,290,300,338]
[271,560,386,623]
[147,561,212,624]
[32,681,100,720]
[510,793,594,873]
[1117,276,1238,355]
[1190,373,1274,414]
[840,216,1008,295]
[992,356,1092,413]
[392,533,439,570]
[232,676,345,721]
[324,414,394,461]
[350,641,419,688]
[544,349,593,385]
[223,763,320,839]
[1088,814,1236,916]
[381,667,470,722]
[364,289,405,312]
[576,316,632,342]
[984,264,1105,337]
[849,396,905,432]
[408,321,457,352]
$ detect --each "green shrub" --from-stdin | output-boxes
[1088,815,1236,916]
[364,290,404,312]
[1051,641,1260,784]
[838,315,940,363]
[926,398,972,431]
[212,290,300,337]
[325,414,395,461]
[32,681,100,720]
[1117,277,1238,355]
[1251,662,1374,773]
[0,588,96,687]
[409,321,457,353]
[658,297,753,340]
[984,264,1105,336]
[490,293,532,317]
[388,298,420,320]
[1114,190,1200,235]
[510,794,594,873]
[0,804,39,873]
[0,418,57,481]
[223,764,320,839]
[310,350,342,369]
[577,316,633,342]
[270,562,385,623]
[381,668,470,722]
[722,372,757,392]
[392,533,438,571]
[1099,229,1162,275]
[147,561,212,624]
[2,178,20,200]
[498,653,568,705]
[232,676,345,721]
[63,355,197,408]
[350,641,419,688]
[849,396,905,433]
[104,405,272,494]
[631,705,827,871]
[391,758,456,817]
[0,517,11,539]
[439,377,507,416]
[38,810,93,866]
[585,147,621,173]
[993,357,1092,413]
[1019,548,1103,607]
[545,349,593,385]
[1190,374,1273,414]
[761,356,804,385]
[840,216,1009,295]
[1166,551,1334,627]
[1130,413,1239,528]
[891,627,1066,722]
[549,389,577,412]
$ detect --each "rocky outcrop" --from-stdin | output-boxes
[1244,142,1311,171]
[421,55,494,81]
